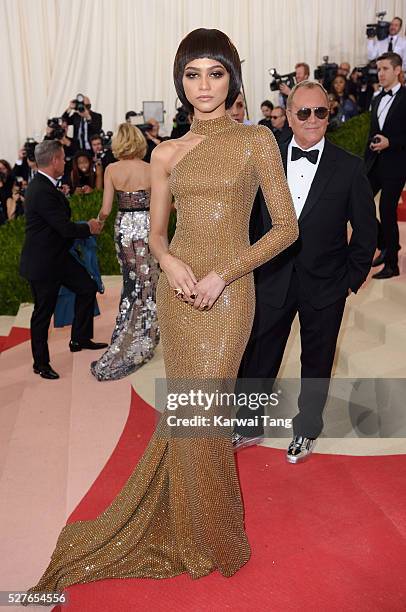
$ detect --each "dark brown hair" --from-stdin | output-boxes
[376,52,402,69]
[173,28,242,113]
[71,151,95,191]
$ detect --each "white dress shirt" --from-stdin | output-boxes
[367,35,406,71]
[377,82,401,129]
[287,136,325,219]
[38,170,58,188]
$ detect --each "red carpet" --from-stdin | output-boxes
[0,327,31,353]
[398,192,406,222]
[50,390,406,612]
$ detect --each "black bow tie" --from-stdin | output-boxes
[382,89,393,97]
[291,146,319,164]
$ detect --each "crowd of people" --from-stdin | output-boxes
[1,14,404,229]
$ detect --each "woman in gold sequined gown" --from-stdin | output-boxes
[27,29,298,594]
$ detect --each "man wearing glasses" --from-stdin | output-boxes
[234,81,377,463]
[269,106,292,146]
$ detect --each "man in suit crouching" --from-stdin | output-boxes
[20,140,108,379]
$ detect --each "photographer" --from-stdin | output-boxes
[170,106,192,138]
[143,118,165,162]
[44,118,78,177]
[7,178,26,220]
[62,94,102,151]
[279,62,310,102]
[367,16,406,70]
[89,134,115,171]
[13,141,38,183]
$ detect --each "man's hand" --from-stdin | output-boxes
[88,218,103,235]
[370,134,389,152]
[279,83,292,96]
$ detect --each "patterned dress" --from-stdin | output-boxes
[90,190,159,381]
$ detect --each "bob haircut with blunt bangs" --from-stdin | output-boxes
[173,28,242,114]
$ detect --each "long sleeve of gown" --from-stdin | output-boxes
[215,126,298,284]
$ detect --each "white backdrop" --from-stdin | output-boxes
[1,0,406,162]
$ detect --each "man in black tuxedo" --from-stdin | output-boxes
[233,81,376,462]
[20,140,108,379]
[365,52,406,279]
[62,95,102,152]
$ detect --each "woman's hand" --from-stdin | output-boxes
[160,253,197,302]
[191,271,226,311]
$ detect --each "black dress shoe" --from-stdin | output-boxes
[69,340,109,352]
[372,265,400,279]
[33,365,60,379]
[372,250,387,267]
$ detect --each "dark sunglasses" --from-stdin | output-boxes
[294,106,329,121]
[270,115,282,119]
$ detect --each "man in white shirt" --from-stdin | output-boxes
[367,17,406,71]
[234,81,376,463]
[365,52,406,278]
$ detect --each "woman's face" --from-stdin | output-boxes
[333,77,346,95]
[77,156,90,173]
[182,57,230,115]
[0,163,9,176]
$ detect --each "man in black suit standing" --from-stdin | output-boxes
[20,140,108,379]
[62,95,102,152]
[233,81,377,462]
[365,52,406,279]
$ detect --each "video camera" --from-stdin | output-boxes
[314,56,338,90]
[23,138,38,162]
[47,117,66,140]
[71,93,90,113]
[269,68,296,92]
[366,11,390,40]
[353,61,379,86]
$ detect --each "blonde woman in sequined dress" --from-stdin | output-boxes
[90,123,160,381]
[26,29,298,594]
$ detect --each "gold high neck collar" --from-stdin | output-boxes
[190,114,235,136]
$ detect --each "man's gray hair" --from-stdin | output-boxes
[34,140,63,167]
[286,80,329,110]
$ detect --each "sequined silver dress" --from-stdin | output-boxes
[91,190,159,381]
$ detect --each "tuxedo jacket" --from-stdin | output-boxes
[364,86,406,179]
[62,110,103,144]
[20,173,90,281]
[252,138,377,309]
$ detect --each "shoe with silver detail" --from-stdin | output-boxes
[232,432,264,452]
[286,435,316,463]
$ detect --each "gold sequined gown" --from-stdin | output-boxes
[27,114,298,593]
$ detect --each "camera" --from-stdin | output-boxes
[99,130,113,149]
[354,61,379,86]
[71,93,89,113]
[15,176,26,197]
[174,106,190,127]
[314,56,338,89]
[366,11,390,40]
[23,138,38,162]
[47,117,66,140]
[269,68,296,92]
